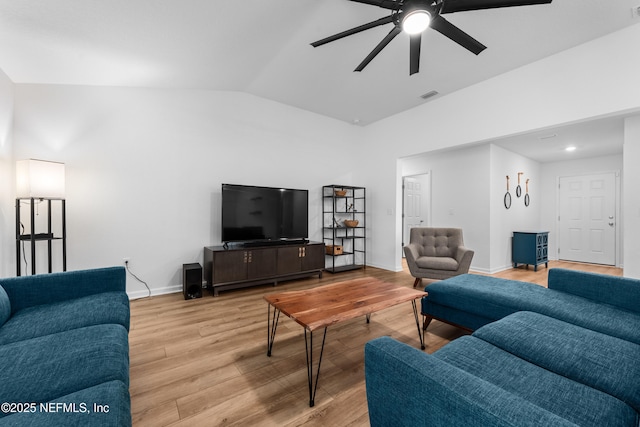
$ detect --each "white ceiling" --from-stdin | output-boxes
[0,0,637,160]
[492,116,625,163]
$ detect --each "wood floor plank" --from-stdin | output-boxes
[129,261,622,426]
[131,399,180,427]
[285,386,370,427]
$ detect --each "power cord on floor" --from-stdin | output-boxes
[125,260,151,298]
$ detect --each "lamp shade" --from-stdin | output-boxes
[16,159,66,199]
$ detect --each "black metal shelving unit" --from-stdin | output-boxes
[16,197,67,276]
[322,185,366,273]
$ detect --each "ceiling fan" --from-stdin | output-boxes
[311,0,553,75]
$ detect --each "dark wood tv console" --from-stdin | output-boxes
[203,242,325,296]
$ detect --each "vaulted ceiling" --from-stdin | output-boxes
[0,0,637,128]
[1,1,636,288]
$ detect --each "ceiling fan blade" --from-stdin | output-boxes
[440,0,552,14]
[430,15,486,55]
[409,34,421,75]
[349,0,401,10]
[311,15,394,48]
[355,26,402,72]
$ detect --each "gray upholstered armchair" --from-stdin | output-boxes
[404,227,474,288]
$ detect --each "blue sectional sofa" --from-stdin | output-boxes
[365,269,640,426]
[0,267,131,426]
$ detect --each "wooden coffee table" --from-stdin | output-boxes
[264,277,428,407]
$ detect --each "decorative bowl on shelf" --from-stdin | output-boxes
[343,219,359,228]
[334,190,347,197]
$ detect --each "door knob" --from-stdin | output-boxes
[608,222,615,227]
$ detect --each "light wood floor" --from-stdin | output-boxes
[129,261,622,426]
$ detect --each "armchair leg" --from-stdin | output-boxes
[413,277,422,288]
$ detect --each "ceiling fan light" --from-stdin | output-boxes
[402,10,431,35]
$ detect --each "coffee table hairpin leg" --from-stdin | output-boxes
[412,300,426,350]
[267,305,280,357]
[267,303,327,408]
[304,328,328,407]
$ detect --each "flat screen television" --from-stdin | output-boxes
[221,184,309,244]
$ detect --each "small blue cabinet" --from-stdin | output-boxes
[512,231,549,271]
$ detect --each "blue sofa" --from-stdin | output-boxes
[0,267,131,426]
[365,269,640,426]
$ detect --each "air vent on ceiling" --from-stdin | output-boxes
[420,90,439,100]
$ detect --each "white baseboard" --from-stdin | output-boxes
[469,267,491,275]
[471,265,513,275]
[364,261,402,272]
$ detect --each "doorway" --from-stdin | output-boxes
[402,174,431,256]
[558,172,618,265]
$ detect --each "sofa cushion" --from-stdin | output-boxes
[0,286,10,327]
[0,324,129,416]
[422,275,548,319]
[433,335,638,427]
[0,291,130,345]
[0,380,131,427]
[422,274,640,344]
[365,337,580,427]
[474,311,640,412]
[415,256,459,271]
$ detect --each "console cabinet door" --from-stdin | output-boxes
[277,246,302,275]
[213,250,247,284]
[277,244,325,274]
[301,244,325,271]
[247,249,277,279]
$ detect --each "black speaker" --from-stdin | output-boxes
[183,263,202,300]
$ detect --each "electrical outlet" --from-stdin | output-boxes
[123,257,130,265]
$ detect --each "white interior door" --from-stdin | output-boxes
[403,174,430,253]
[558,172,616,265]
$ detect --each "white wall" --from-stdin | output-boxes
[11,85,359,296]
[0,69,14,278]
[540,154,623,266]
[623,115,640,278]
[358,24,640,274]
[489,145,541,273]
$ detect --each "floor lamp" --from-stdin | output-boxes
[15,159,66,276]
